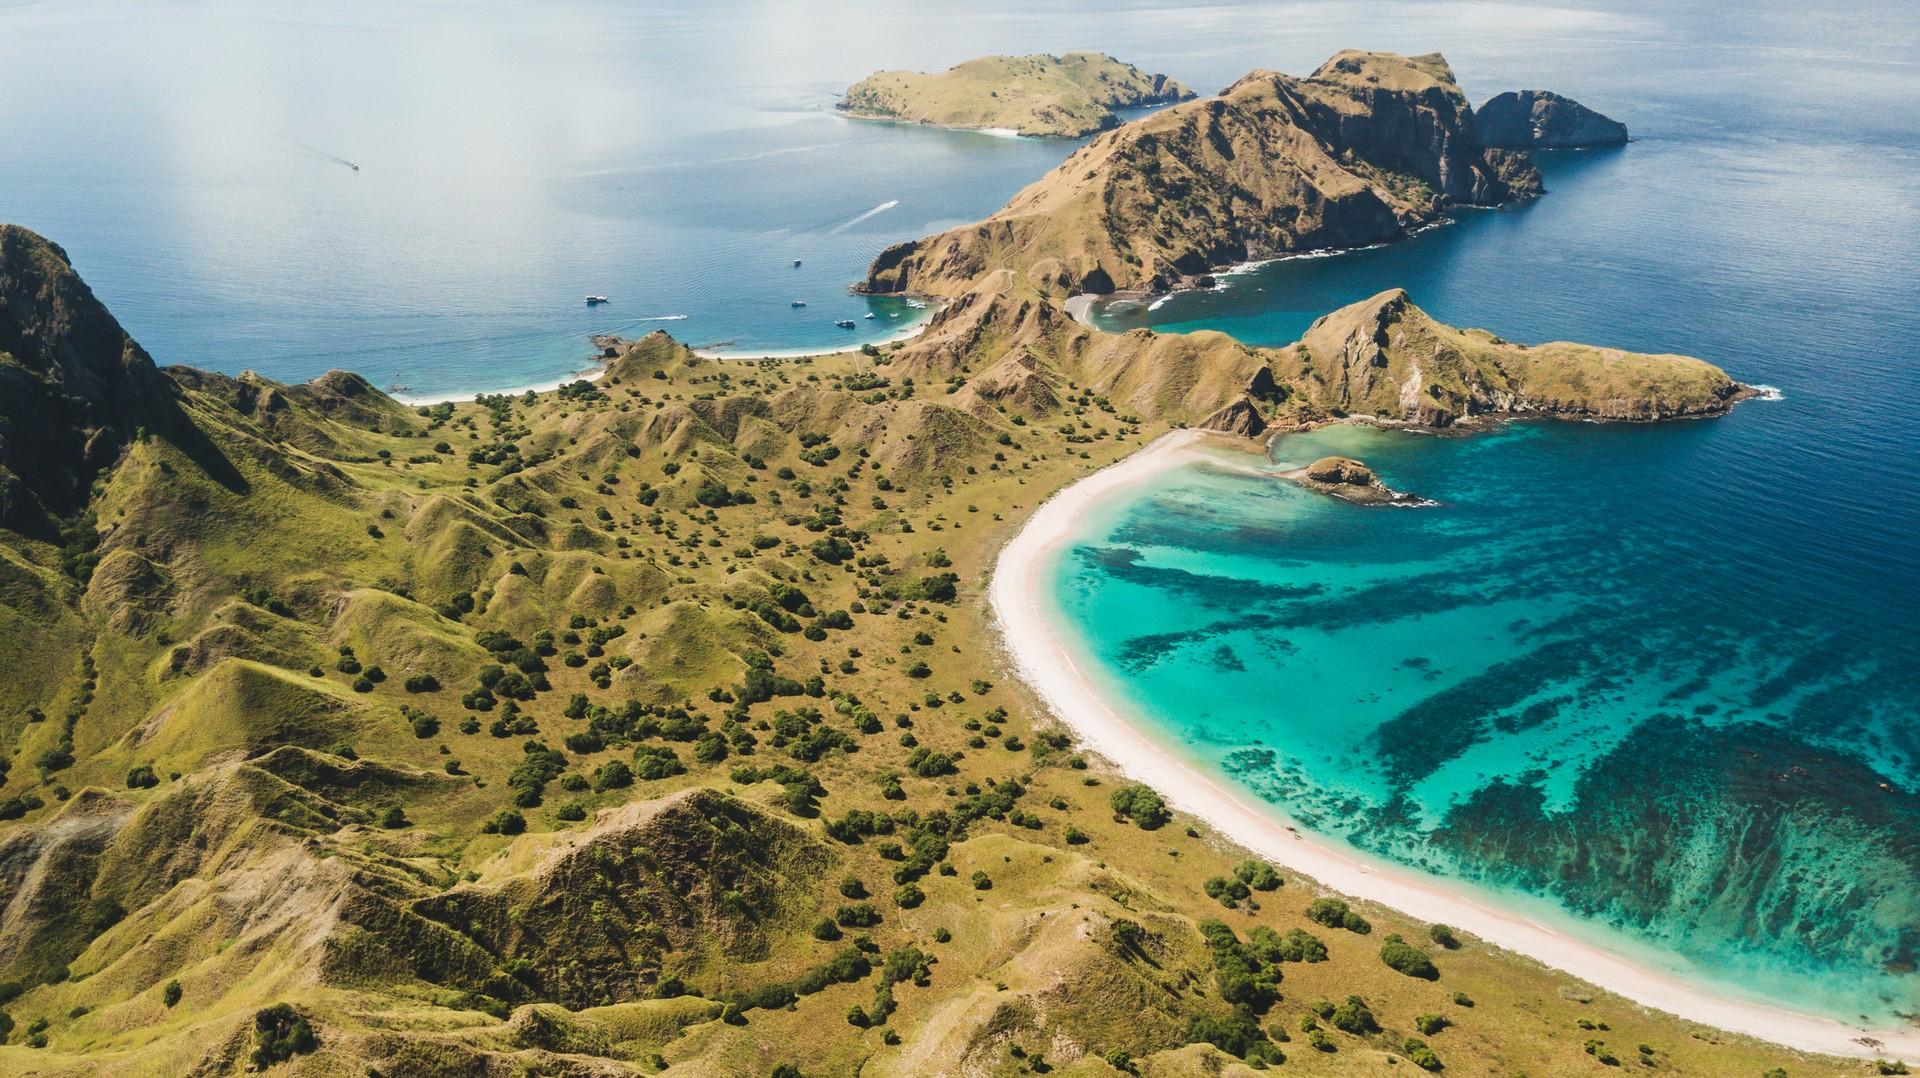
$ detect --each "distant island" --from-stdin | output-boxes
[861,51,1550,299]
[837,52,1193,138]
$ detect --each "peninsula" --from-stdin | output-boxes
[838,52,1192,138]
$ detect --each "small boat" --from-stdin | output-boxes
[793,259,802,268]
[585,295,609,305]
[863,312,875,320]
[835,319,857,329]
[790,299,807,307]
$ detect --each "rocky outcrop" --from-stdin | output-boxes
[0,225,194,531]
[861,51,1540,300]
[1283,455,1421,505]
[1199,397,1268,437]
[1475,90,1628,149]
[839,52,1193,138]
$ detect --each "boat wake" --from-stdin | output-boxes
[826,199,900,234]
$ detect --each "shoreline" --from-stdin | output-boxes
[1059,220,1458,331]
[693,303,937,360]
[986,428,1920,1063]
[391,306,939,405]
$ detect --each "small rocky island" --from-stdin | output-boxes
[1475,90,1628,149]
[838,52,1192,138]
[1281,456,1425,505]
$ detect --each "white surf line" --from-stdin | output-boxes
[988,428,1920,1063]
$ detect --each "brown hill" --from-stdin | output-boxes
[838,52,1192,138]
[861,51,1541,300]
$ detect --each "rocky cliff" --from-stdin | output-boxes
[838,52,1192,138]
[0,226,190,531]
[1475,90,1628,149]
[860,51,1541,300]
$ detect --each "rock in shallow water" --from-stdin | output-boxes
[1285,455,1425,505]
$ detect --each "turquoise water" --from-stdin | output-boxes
[1046,4,1920,1022]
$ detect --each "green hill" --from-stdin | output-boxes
[0,130,1806,1078]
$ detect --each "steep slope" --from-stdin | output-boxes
[1476,89,1629,149]
[861,51,1541,300]
[838,51,1192,137]
[0,227,198,533]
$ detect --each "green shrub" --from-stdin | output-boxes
[1379,934,1439,979]
[1183,1010,1283,1063]
[1402,1036,1442,1071]
[1108,783,1170,829]
[835,903,881,928]
[1305,897,1371,934]
[250,1003,318,1067]
[1234,859,1282,891]
[483,809,526,835]
[594,758,634,791]
[1329,996,1379,1035]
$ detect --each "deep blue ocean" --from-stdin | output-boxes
[6,0,1918,1025]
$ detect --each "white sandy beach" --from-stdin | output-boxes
[988,428,1920,1063]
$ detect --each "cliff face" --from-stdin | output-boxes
[1475,90,1628,149]
[861,51,1541,300]
[0,225,187,530]
[838,52,1192,138]
[1270,289,1748,426]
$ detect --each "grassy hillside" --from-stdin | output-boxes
[839,52,1192,138]
[0,224,1839,1075]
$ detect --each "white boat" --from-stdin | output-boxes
[585,295,609,305]
[863,313,875,319]
[793,259,802,267]
[790,299,807,307]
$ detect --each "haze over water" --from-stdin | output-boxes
[6,0,1919,1025]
